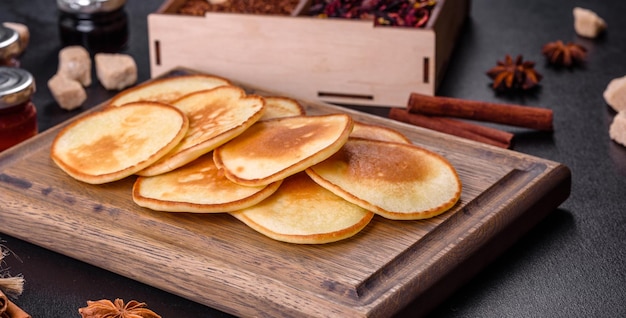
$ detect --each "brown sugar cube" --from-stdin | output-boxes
[573,7,607,39]
[47,74,87,110]
[603,75,626,113]
[95,53,137,91]
[610,111,626,147]
[58,45,92,87]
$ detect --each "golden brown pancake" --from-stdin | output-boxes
[51,102,189,184]
[306,138,461,220]
[133,153,282,213]
[351,121,411,144]
[138,86,265,176]
[231,172,374,244]
[107,74,231,107]
[213,114,354,186]
[260,96,305,120]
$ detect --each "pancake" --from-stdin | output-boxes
[306,138,461,220]
[107,74,231,107]
[213,114,353,186]
[51,102,189,184]
[231,172,374,244]
[260,96,305,120]
[138,86,265,176]
[133,153,282,213]
[350,121,412,144]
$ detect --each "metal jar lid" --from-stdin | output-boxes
[0,25,20,60]
[57,0,126,14]
[0,67,35,109]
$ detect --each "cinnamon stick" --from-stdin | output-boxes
[0,291,7,318]
[0,290,30,318]
[440,115,514,146]
[407,93,554,131]
[389,108,512,148]
[5,301,30,318]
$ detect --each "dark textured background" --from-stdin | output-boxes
[1,0,625,317]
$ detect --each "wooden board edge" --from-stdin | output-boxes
[396,163,572,317]
[354,163,572,317]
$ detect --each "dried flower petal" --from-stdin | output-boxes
[308,0,437,28]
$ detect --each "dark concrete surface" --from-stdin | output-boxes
[1,0,625,317]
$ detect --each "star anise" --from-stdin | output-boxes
[78,299,161,318]
[541,40,587,67]
[486,54,542,92]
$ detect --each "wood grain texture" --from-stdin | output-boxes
[147,0,470,107]
[0,70,570,318]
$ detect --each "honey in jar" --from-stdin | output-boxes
[0,67,37,152]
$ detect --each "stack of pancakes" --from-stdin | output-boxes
[51,74,462,244]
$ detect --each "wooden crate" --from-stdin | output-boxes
[148,0,470,107]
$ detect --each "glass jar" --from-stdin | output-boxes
[0,25,21,67]
[57,0,129,53]
[0,67,37,152]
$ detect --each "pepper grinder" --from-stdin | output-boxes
[57,0,129,53]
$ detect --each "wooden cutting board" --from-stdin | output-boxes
[0,70,571,318]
